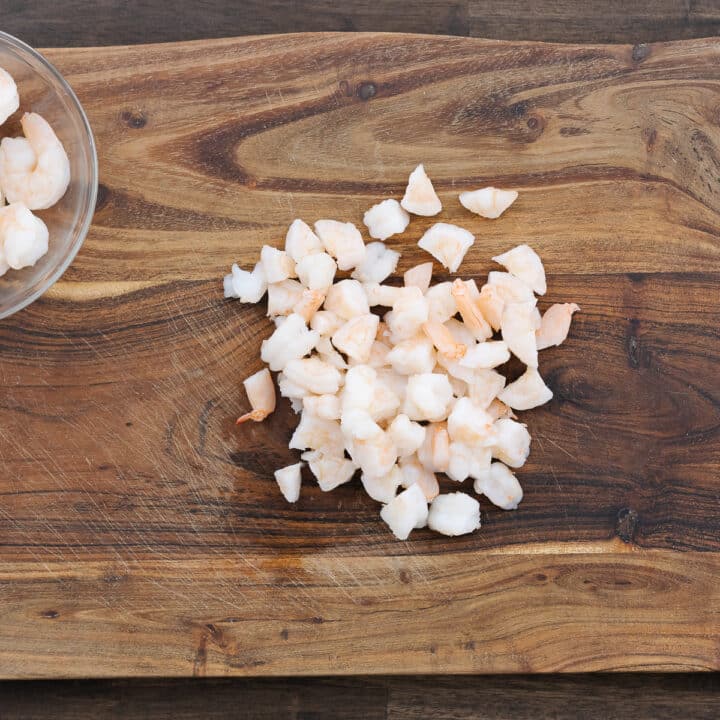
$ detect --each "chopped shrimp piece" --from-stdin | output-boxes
[380,483,429,540]
[314,219,366,270]
[366,340,392,368]
[324,279,369,319]
[0,203,48,270]
[451,279,492,340]
[315,336,348,369]
[459,187,518,219]
[295,252,337,291]
[285,219,323,262]
[488,271,534,303]
[447,374,468,398]
[351,241,400,284]
[303,394,342,420]
[342,364,377,414]
[364,282,403,307]
[467,369,506,408]
[275,462,303,503]
[363,199,410,240]
[499,367,553,410]
[459,341,510,369]
[283,357,342,395]
[428,493,480,536]
[261,244,296,283]
[362,465,403,504]
[332,313,379,363]
[388,414,426,457]
[376,368,408,405]
[423,321,466,359]
[236,368,276,424]
[341,408,383,441]
[224,262,267,303]
[369,379,402,423]
[387,286,429,342]
[418,223,474,272]
[487,398,515,421]
[399,456,439,500]
[473,461,523,509]
[349,430,398,479]
[305,450,357,491]
[425,281,457,323]
[404,373,454,422]
[492,418,531,468]
[387,335,436,375]
[400,164,442,216]
[0,113,70,210]
[260,313,319,371]
[267,279,304,316]
[310,309,343,337]
[493,244,546,295]
[477,283,504,331]
[444,317,476,347]
[536,303,580,350]
[501,300,538,368]
[417,422,450,472]
[293,288,326,323]
[404,262,433,293]
[435,352,475,384]
[289,412,344,452]
[447,442,491,483]
[447,396,496,446]
[277,372,310,399]
[0,68,19,125]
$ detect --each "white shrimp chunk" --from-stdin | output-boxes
[324,279,369,320]
[277,372,310,399]
[0,203,48,270]
[451,279,492,340]
[488,271,534,303]
[473,461,523,510]
[387,335,436,375]
[363,198,410,240]
[349,431,398,479]
[305,450,357,491]
[418,223,474,273]
[0,245,9,277]
[275,463,303,503]
[367,340,391,368]
[447,442,491,483]
[0,113,70,210]
[332,313,379,363]
[285,219,323,262]
[428,493,480,536]
[223,262,267,303]
[342,364,376,413]
[404,262,433,293]
[310,309,343,337]
[266,279,304,316]
[261,244,296,283]
[492,418,531,468]
[447,397,496,446]
[404,373,454,422]
[289,412,344,453]
[468,369,506,408]
[314,219,366,270]
[283,357,342,395]
[376,368,407,405]
[501,300,538,368]
[399,456,439,500]
[364,282,402,307]
[425,281,457,324]
[387,286,429,342]
[499,366,553,410]
[388,413,426,457]
[536,303,580,350]
[362,465,403,504]
[416,422,450,473]
[369,377,402,422]
[493,244,546,295]
[400,164,442,216]
[459,187,518,219]
[315,336,348,370]
[341,409,383,441]
[260,313,319,371]
[295,252,337,291]
[351,241,400,284]
[293,289,325,323]
[477,283,504,331]
[435,352,475,384]
[236,368,276,424]
[380,483,429,540]
[460,341,510,369]
[303,393,342,420]
[0,68,19,126]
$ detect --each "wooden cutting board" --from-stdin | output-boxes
[1,33,719,678]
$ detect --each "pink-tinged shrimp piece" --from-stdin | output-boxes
[536,303,580,350]
[487,398,516,421]
[451,279,492,340]
[293,288,325,323]
[404,262,433,293]
[459,187,518,219]
[401,164,442,217]
[417,422,450,473]
[477,284,504,331]
[236,368,276,424]
[399,456,440,501]
[422,321,466,360]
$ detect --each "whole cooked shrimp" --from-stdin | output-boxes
[0,112,70,210]
[0,202,49,270]
[0,68,19,126]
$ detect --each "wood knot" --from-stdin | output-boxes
[526,114,545,135]
[280,629,289,640]
[398,569,411,584]
[356,82,377,101]
[41,610,59,619]
[616,508,639,543]
[631,44,651,63]
[120,109,147,129]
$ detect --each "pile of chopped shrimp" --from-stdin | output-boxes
[224,165,579,540]
[0,68,70,277]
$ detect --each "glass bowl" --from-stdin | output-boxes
[0,31,97,320]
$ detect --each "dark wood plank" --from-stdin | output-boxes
[2,675,719,719]
[3,0,720,47]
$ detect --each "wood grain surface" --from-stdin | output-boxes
[4,0,720,46]
[1,33,719,677]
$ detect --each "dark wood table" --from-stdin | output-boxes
[2,2,719,717]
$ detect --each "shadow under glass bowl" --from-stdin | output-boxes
[0,31,97,320]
